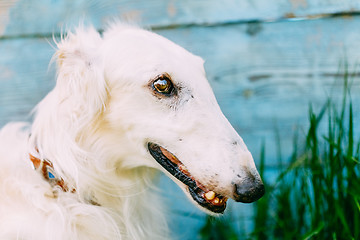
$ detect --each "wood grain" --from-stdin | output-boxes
[1,0,360,37]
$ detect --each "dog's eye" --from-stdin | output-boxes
[153,75,174,95]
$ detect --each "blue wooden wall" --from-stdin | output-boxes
[1,1,360,238]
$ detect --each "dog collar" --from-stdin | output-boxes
[29,153,75,193]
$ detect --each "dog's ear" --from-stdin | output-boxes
[55,27,107,123]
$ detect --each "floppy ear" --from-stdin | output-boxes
[55,26,107,123]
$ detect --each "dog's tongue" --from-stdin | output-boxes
[159,146,182,166]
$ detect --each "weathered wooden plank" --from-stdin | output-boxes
[2,0,360,37]
[0,38,55,123]
[0,0,17,34]
[1,17,360,165]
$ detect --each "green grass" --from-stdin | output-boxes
[253,73,360,239]
[199,215,239,240]
[199,72,360,239]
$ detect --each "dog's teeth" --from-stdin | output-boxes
[213,197,220,204]
[204,191,215,200]
[179,164,188,172]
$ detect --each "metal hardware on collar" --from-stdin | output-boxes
[29,153,76,193]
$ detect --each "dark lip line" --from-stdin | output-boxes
[147,142,226,214]
[147,142,198,189]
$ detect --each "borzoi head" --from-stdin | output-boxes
[53,23,264,214]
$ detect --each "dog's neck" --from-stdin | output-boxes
[28,136,158,204]
[28,137,169,239]
[28,92,169,239]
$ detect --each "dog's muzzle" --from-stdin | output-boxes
[147,142,264,214]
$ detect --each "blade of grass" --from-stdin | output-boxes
[301,222,325,240]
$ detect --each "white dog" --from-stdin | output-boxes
[0,23,264,239]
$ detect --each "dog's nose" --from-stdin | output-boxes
[232,171,265,203]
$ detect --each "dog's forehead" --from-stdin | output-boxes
[104,28,193,56]
[102,28,205,77]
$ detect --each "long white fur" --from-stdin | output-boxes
[0,23,260,239]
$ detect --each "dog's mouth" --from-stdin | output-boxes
[148,142,227,214]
